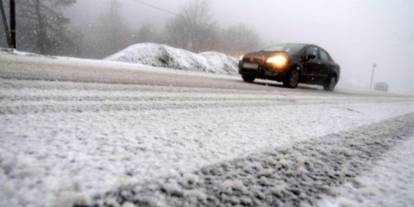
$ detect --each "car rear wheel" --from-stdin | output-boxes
[324,76,337,91]
[242,74,255,83]
[283,70,300,88]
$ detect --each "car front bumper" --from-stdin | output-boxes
[238,61,289,81]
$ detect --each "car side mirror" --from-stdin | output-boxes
[306,54,316,60]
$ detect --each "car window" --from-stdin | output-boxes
[320,50,330,62]
[305,47,319,57]
[262,44,304,54]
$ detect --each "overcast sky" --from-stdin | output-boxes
[67,0,414,94]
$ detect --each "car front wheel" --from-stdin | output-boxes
[324,76,337,91]
[242,74,255,83]
[283,70,300,88]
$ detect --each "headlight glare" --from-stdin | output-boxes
[266,55,288,68]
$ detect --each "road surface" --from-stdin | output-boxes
[0,52,413,207]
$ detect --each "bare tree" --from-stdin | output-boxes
[165,0,217,52]
[0,0,79,55]
[135,24,159,43]
[90,0,132,57]
[0,0,11,47]
[219,24,262,55]
[162,0,262,54]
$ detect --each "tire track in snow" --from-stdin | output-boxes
[0,78,278,95]
[1,99,411,115]
[1,77,409,98]
[319,136,414,207]
[87,114,414,207]
[1,93,410,103]
[1,79,412,115]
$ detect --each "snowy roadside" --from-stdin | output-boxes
[0,78,413,207]
[0,49,238,84]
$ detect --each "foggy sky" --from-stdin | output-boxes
[67,0,414,94]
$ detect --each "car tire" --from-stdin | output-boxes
[283,70,300,88]
[242,74,255,83]
[324,76,337,91]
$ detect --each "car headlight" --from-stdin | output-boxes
[266,55,288,68]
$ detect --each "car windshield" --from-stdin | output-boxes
[261,44,304,54]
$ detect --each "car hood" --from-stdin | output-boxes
[243,50,289,61]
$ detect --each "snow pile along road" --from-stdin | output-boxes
[106,43,238,75]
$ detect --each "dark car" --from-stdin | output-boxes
[239,43,340,91]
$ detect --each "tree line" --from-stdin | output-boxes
[0,0,80,55]
[0,0,263,58]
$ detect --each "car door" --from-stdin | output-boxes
[319,49,333,81]
[302,46,322,83]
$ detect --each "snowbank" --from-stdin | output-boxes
[106,43,238,75]
[0,47,241,89]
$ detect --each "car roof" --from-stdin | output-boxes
[284,43,321,49]
[261,43,327,55]
[285,43,330,52]
[262,43,310,54]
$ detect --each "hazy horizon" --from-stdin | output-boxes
[64,0,413,94]
[0,0,400,94]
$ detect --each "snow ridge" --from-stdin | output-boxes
[106,43,238,75]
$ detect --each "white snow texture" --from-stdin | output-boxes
[106,43,238,75]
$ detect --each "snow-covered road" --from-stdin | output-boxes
[0,53,414,207]
[92,114,414,207]
[0,77,413,207]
